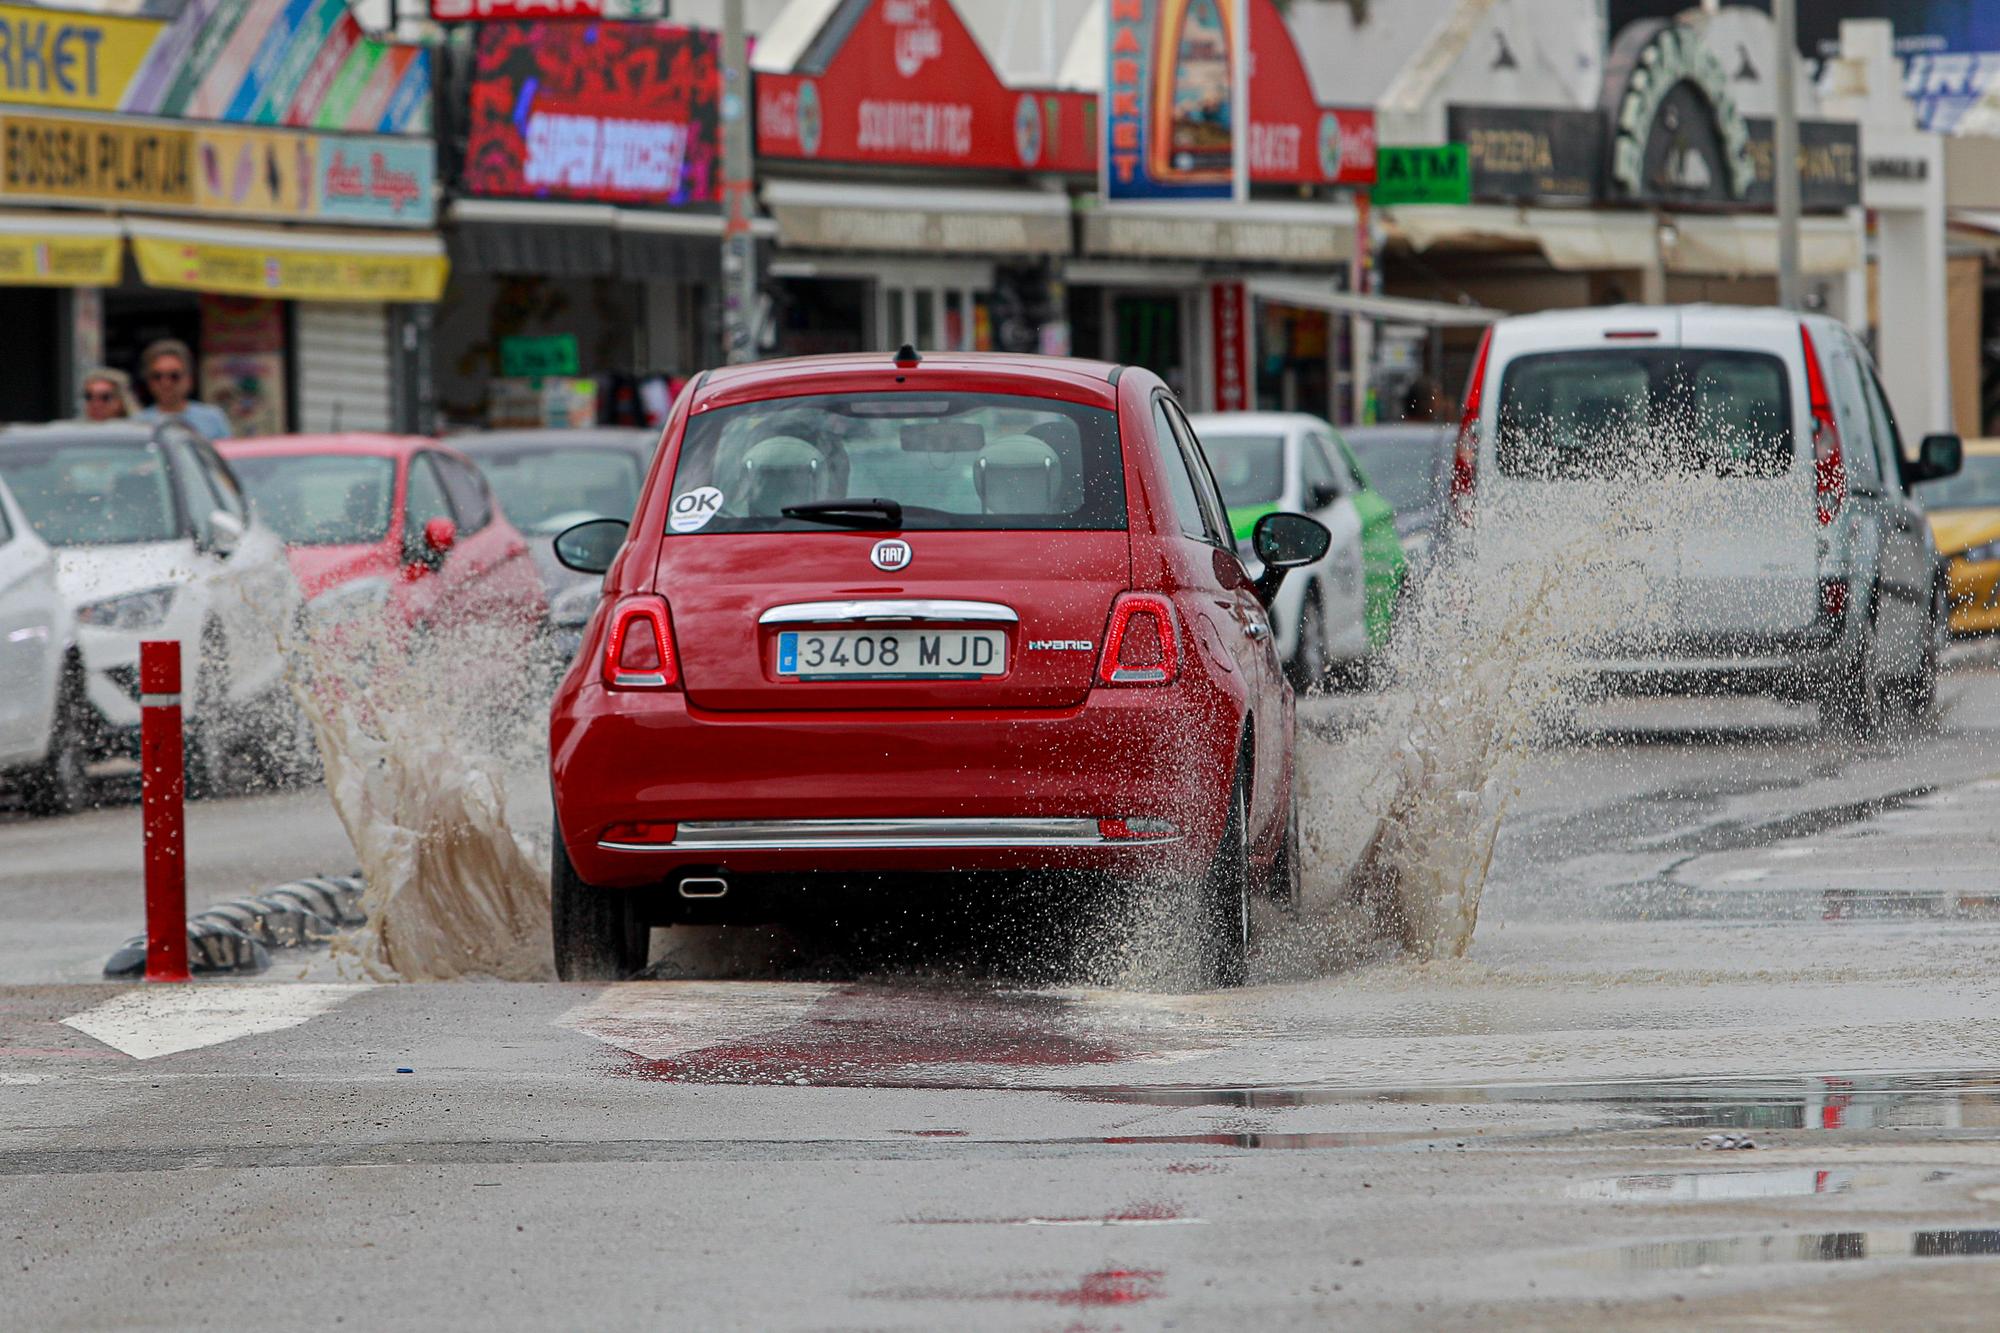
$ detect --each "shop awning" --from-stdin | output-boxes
[1386,205,1659,271]
[763,180,1072,257]
[126,219,449,303]
[1080,200,1356,265]
[1660,213,1862,276]
[1243,277,1500,327]
[0,212,123,287]
[446,199,776,280]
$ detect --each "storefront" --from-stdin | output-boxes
[1063,0,1377,417]
[0,0,437,433]
[436,19,730,428]
[751,0,1095,361]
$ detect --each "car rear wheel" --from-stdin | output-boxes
[1199,770,1251,988]
[21,657,89,817]
[1820,605,1884,740]
[551,826,650,981]
[1898,582,1945,722]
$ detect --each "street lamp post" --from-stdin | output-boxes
[1773,0,1802,310]
[721,0,758,364]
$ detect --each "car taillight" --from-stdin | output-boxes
[602,594,678,689]
[1799,322,1845,526]
[1097,593,1179,686]
[1451,325,1495,524]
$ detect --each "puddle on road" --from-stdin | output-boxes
[1567,1169,1856,1201]
[1073,1069,2000,1135]
[1579,1226,2000,1272]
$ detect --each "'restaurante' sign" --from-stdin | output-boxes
[757,0,1094,173]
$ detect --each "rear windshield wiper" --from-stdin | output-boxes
[781,498,904,530]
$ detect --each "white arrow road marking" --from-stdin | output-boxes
[60,984,367,1060]
[558,981,838,1062]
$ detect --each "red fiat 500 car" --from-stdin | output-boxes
[547,350,1329,985]
[220,434,548,635]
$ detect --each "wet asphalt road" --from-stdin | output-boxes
[7,658,2000,1327]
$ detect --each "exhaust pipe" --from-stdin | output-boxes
[678,875,729,900]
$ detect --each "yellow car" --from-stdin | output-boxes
[1919,438,2000,635]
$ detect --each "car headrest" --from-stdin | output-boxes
[741,435,826,516]
[974,435,1062,514]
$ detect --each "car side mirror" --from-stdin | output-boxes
[1250,512,1332,607]
[1911,433,1963,485]
[1308,481,1342,510]
[554,517,629,575]
[405,516,456,575]
[207,509,243,556]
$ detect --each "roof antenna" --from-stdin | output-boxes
[893,343,921,368]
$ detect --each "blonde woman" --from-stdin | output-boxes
[80,367,138,422]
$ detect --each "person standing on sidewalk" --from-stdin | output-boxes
[136,339,233,440]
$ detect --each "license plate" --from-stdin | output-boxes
[775,629,1007,680]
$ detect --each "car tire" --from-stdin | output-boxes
[1199,767,1252,988]
[21,657,90,818]
[1899,581,1945,722]
[1259,783,1301,915]
[1820,601,1884,740]
[551,825,650,981]
[1288,591,1330,694]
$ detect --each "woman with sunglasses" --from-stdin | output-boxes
[136,339,233,440]
[80,367,138,422]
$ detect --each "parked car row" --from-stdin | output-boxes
[0,421,655,814]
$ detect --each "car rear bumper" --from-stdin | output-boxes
[551,686,1238,888]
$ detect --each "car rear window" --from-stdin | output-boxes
[1496,350,1794,480]
[666,392,1124,533]
[231,454,396,546]
[1197,434,1286,508]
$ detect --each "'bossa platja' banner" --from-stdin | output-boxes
[1103,0,1246,202]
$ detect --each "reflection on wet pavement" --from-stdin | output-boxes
[1584,1227,2000,1271]
[1567,1169,1856,1201]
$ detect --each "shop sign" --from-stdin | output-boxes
[0,113,195,208]
[1210,281,1250,413]
[0,3,164,112]
[1244,0,1373,186]
[1448,106,1602,203]
[1103,0,1244,201]
[0,111,436,224]
[0,231,121,287]
[1371,145,1470,207]
[755,0,1093,173]
[1082,209,1349,263]
[433,0,663,19]
[500,333,582,378]
[1601,19,1752,204]
[316,138,435,224]
[770,201,1069,256]
[464,22,718,205]
[1743,118,1859,212]
[130,232,450,303]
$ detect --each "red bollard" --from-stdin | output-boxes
[139,640,189,983]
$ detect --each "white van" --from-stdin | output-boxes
[1447,305,1961,733]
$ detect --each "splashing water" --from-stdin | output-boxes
[282,611,556,981]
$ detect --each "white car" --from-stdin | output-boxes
[0,423,304,791]
[0,470,84,813]
[1448,304,1961,733]
[1189,412,1407,686]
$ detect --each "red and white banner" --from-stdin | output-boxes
[757,0,1094,173]
[1246,0,1374,186]
[1210,281,1251,413]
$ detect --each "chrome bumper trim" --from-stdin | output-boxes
[758,599,1018,625]
[598,817,1180,852]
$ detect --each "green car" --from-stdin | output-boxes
[1189,412,1407,685]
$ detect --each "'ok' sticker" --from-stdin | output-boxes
[670,486,725,532]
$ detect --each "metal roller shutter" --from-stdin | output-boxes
[295,302,392,433]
